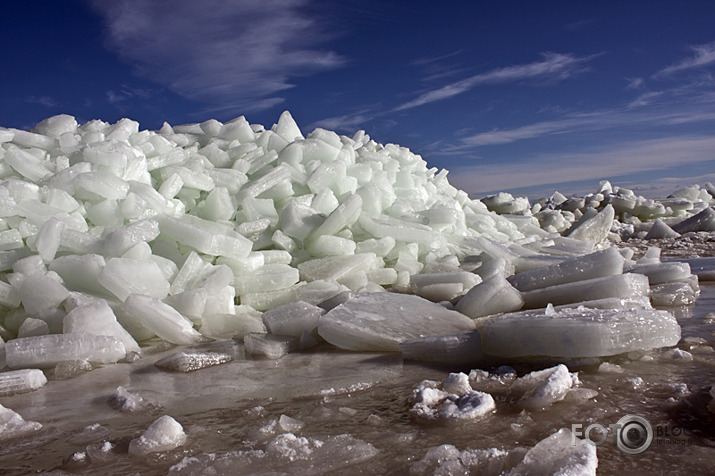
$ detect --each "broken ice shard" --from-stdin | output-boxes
[0,368,47,396]
[520,273,649,309]
[480,306,680,358]
[671,206,715,233]
[0,403,43,441]
[155,350,233,372]
[5,333,126,368]
[507,247,624,292]
[121,294,204,345]
[514,364,576,410]
[318,292,475,352]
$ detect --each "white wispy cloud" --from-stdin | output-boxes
[309,111,374,132]
[449,135,715,196]
[455,80,715,148]
[626,77,644,89]
[26,96,59,107]
[460,120,578,146]
[394,52,597,111]
[657,40,715,76]
[89,0,346,113]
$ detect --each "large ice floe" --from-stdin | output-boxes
[0,111,711,471]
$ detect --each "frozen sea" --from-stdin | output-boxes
[0,240,714,475]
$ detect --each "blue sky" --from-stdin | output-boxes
[2,1,715,199]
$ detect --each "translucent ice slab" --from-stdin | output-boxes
[5,333,126,368]
[480,306,680,358]
[520,273,649,309]
[318,292,475,352]
[507,247,624,292]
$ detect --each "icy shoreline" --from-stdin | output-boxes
[0,112,714,473]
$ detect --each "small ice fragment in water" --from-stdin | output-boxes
[108,386,145,412]
[128,415,187,456]
[278,414,304,433]
[598,362,624,373]
[409,380,495,420]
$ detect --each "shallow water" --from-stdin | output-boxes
[1,284,714,475]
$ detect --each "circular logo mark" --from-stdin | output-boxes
[616,414,653,455]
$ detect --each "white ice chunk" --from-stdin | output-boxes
[157,214,252,261]
[515,364,575,410]
[49,254,108,296]
[121,294,204,345]
[480,306,681,358]
[63,300,140,354]
[645,218,680,239]
[19,274,70,316]
[73,171,130,200]
[34,217,65,263]
[102,219,160,257]
[455,275,524,318]
[297,253,378,282]
[233,264,299,295]
[129,415,187,456]
[99,258,170,301]
[0,403,43,440]
[0,369,48,396]
[3,146,52,181]
[318,292,475,352]
[5,333,126,368]
[521,273,649,309]
[565,204,614,243]
[508,247,624,292]
[262,301,325,337]
[508,428,597,476]
[443,372,472,395]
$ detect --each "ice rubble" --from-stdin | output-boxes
[409,428,596,476]
[0,110,706,386]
